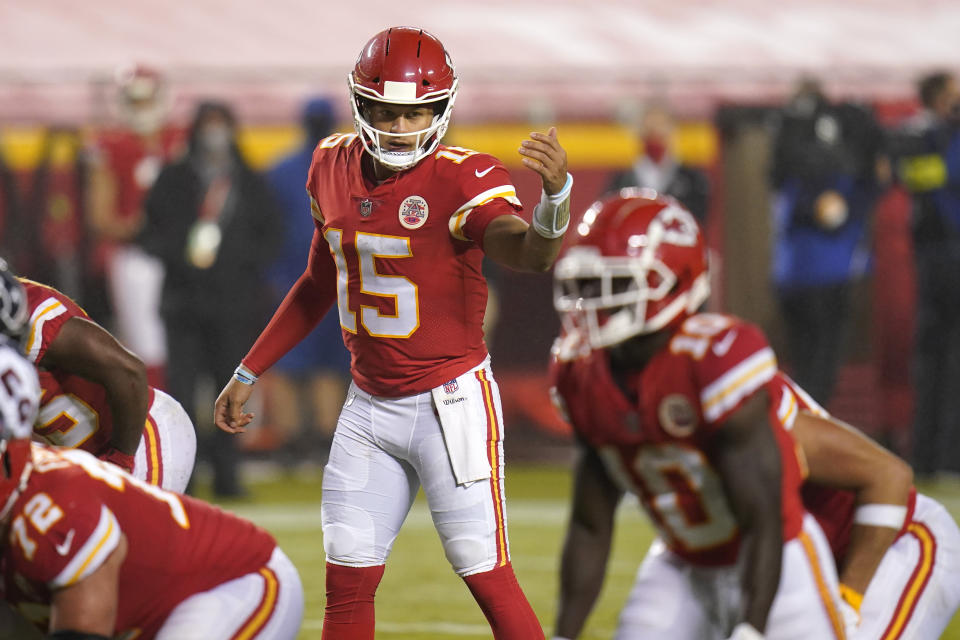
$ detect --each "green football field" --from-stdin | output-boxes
[207,464,960,640]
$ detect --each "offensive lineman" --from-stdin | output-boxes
[0,261,195,492]
[215,27,571,639]
[0,324,303,639]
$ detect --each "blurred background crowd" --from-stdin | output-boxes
[2,0,959,497]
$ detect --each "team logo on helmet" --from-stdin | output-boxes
[658,394,698,438]
[399,196,429,230]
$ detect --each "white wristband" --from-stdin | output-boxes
[728,622,764,640]
[853,504,908,529]
[233,364,259,386]
[532,172,573,238]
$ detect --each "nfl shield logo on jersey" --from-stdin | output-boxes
[399,195,429,229]
[359,199,373,217]
[443,379,459,394]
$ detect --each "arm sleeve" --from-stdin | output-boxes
[241,224,338,375]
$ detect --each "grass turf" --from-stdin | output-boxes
[203,465,960,639]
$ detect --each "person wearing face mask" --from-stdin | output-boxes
[768,77,888,408]
[140,100,281,497]
[892,71,960,481]
[607,101,710,222]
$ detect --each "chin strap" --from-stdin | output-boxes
[532,173,574,238]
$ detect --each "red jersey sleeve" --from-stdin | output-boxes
[20,280,88,365]
[686,317,778,429]
[8,484,121,589]
[446,152,523,245]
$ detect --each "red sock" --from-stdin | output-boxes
[322,562,385,640]
[463,564,544,640]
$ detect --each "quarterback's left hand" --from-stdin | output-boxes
[519,127,568,195]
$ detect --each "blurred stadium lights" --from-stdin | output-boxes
[0,0,958,125]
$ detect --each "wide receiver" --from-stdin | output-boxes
[549,190,960,639]
[0,331,303,640]
[0,260,195,492]
[550,191,844,639]
[215,27,571,639]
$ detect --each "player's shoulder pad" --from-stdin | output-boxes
[672,314,777,424]
[311,132,360,164]
[8,460,121,589]
[434,146,507,177]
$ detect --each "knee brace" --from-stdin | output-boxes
[321,505,378,565]
[444,535,493,575]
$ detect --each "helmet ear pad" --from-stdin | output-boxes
[553,190,711,348]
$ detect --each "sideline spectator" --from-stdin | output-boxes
[141,100,280,497]
[263,97,350,465]
[607,101,710,222]
[769,77,888,406]
[894,71,960,480]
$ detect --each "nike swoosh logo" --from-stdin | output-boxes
[712,330,737,358]
[475,166,495,178]
[55,529,75,556]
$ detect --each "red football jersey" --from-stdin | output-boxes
[777,373,917,564]
[2,445,275,638]
[90,127,182,223]
[20,278,153,456]
[305,135,523,396]
[550,313,806,566]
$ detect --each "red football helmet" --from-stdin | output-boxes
[115,63,167,135]
[348,27,458,170]
[554,189,710,348]
[0,259,27,346]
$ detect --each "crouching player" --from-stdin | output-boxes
[550,191,845,639]
[0,331,303,639]
[0,261,195,492]
[785,375,960,639]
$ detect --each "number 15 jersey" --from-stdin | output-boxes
[306,135,523,397]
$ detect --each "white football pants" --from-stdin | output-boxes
[156,546,303,639]
[321,359,511,577]
[616,514,845,639]
[133,389,196,493]
[853,493,960,639]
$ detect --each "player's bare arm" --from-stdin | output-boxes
[483,127,571,272]
[710,390,783,635]
[41,317,147,461]
[555,444,624,640]
[792,410,912,596]
[48,534,127,637]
